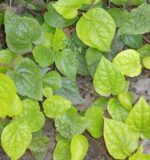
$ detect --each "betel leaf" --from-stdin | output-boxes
[126,97,150,139]
[85,106,103,138]
[71,134,88,160]
[1,121,32,160]
[4,9,44,54]
[119,4,150,35]
[104,118,139,159]
[52,0,82,19]
[76,8,116,52]
[53,135,71,160]
[107,98,129,122]
[55,113,88,139]
[137,44,150,58]
[7,58,43,101]
[13,99,45,132]
[143,57,150,69]
[113,49,141,77]
[43,95,71,118]
[42,71,62,91]
[29,131,49,160]
[93,57,125,96]
[0,73,22,118]
[55,49,78,81]
[44,3,77,29]
[129,153,150,160]
[55,77,84,105]
[85,48,103,77]
[52,29,67,52]
[33,44,55,67]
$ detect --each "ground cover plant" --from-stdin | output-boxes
[0,0,150,159]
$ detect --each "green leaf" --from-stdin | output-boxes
[0,49,14,72]
[85,48,103,77]
[52,0,82,19]
[118,92,133,111]
[29,131,49,160]
[71,134,88,160]
[129,153,150,160]
[76,8,116,52]
[113,49,141,77]
[55,113,88,139]
[143,56,150,69]
[33,44,55,67]
[85,106,103,138]
[126,97,150,139]
[137,44,150,58]
[44,4,77,29]
[53,135,71,160]
[52,29,67,52]
[43,87,53,98]
[119,4,150,35]
[1,122,32,160]
[7,58,43,101]
[107,98,129,122]
[104,118,139,159]
[93,57,125,96]
[0,120,9,145]
[43,95,71,118]
[4,9,44,54]
[55,49,78,81]
[0,73,21,118]
[111,0,146,5]
[42,71,62,91]
[121,34,143,49]
[13,99,45,132]
[55,77,84,105]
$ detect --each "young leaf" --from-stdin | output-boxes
[104,118,139,159]
[43,95,71,118]
[1,122,32,160]
[119,4,150,35]
[126,97,150,139]
[4,9,44,54]
[76,8,116,52]
[55,113,88,139]
[52,0,82,19]
[55,49,77,81]
[93,57,125,96]
[13,99,45,132]
[7,58,43,101]
[42,71,62,91]
[113,49,141,77]
[143,57,150,69]
[53,135,71,160]
[107,98,129,122]
[52,29,67,52]
[129,153,150,160]
[85,106,103,138]
[71,134,88,160]
[33,44,55,67]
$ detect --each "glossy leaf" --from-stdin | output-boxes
[13,99,45,132]
[1,122,32,160]
[93,57,125,96]
[104,118,139,159]
[42,71,62,91]
[52,0,82,19]
[85,106,103,138]
[55,113,88,139]
[113,49,141,77]
[143,56,150,69]
[4,9,44,54]
[43,95,71,118]
[76,8,116,52]
[55,49,77,81]
[107,98,129,122]
[126,97,150,139]
[129,153,150,160]
[33,44,55,67]
[7,58,43,100]
[71,134,88,160]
